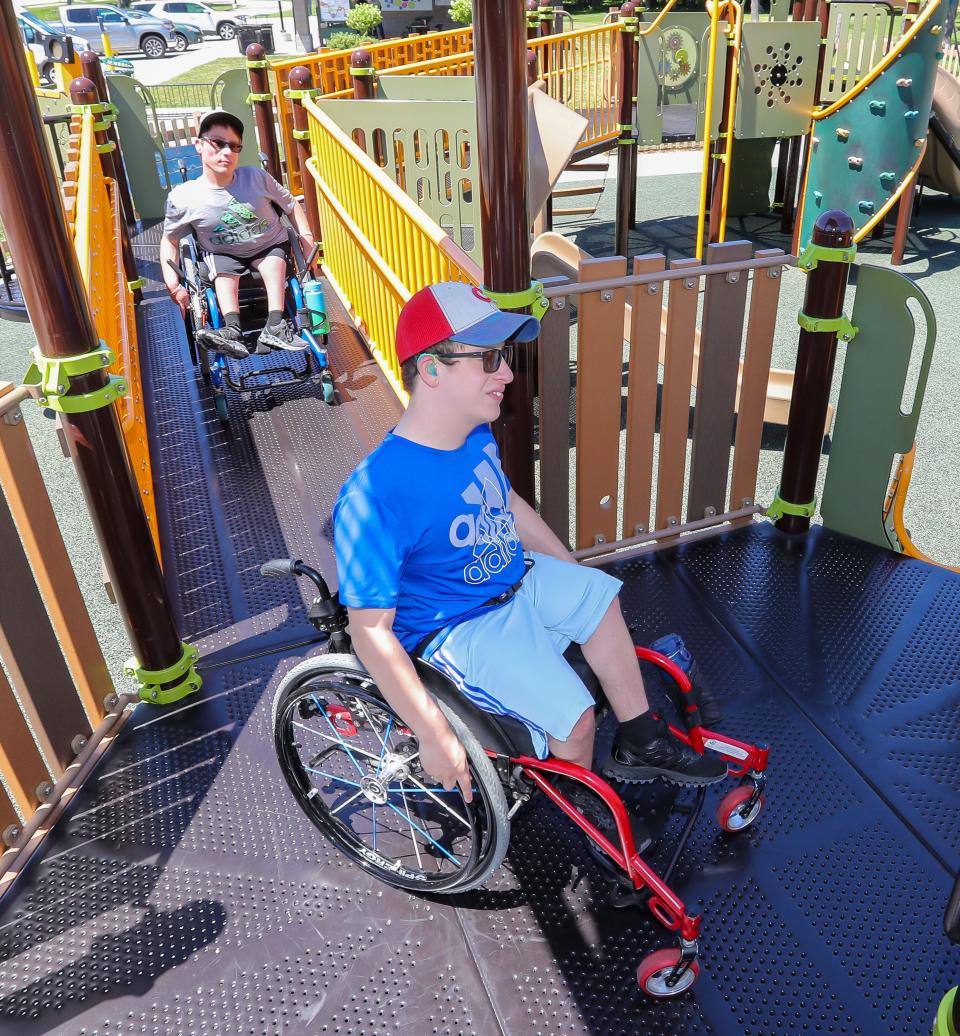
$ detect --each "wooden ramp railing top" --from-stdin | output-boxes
[535,242,798,556]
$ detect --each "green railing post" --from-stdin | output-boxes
[287,65,322,243]
[246,42,282,184]
[69,75,142,303]
[0,0,199,705]
[773,209,856,534]
[614,1,637,257]
[475,0,537,500]
[79,49,136,229]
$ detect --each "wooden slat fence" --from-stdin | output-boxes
[535,244,795,555]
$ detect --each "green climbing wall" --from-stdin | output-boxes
[797,3,949,248]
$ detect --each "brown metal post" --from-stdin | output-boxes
[246,42,282,184]
[527,47,539,85]
[526,0,540,40]
[891,157,921,265]
[776,209,855,534]
[350,48,376,99]
[79,50,135,229]
[707,14,739,243]
[629,12,640,227]
[69,76,141,304]
[614,1,636,257]
[288,65,322,243]
[538,3,553,41]
[0,0,196,700]
[475,0,536,500]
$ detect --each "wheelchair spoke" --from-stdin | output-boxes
[396,789,424,871]
[384,800,460,865]
[401,775,470,829]
[330,789,364,816]
[304,766,361,788]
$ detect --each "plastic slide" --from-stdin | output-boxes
[920,65,960,195]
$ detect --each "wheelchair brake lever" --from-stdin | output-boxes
[165,258,186,283]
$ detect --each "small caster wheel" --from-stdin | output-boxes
[320,372,336,405]
[637,948,700,998]
[214,393,229,423]
[716,784,764,833]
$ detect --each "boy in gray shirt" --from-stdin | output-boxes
[160,110,316,358]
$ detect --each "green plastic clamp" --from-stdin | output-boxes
[68,101,115,116]
[284,87,320,100]
[766,492,816,521]
[350,66,375,76]
[797,240,857,271]
[797,310,858,342]
[246,92,273,103]
[245,58,269,68]
[620,16,639,29]
[128,277,146,291]
[292,128,310,140]
[481,281,549,320]
[24,341,127,415]
[95,140,116,154]
[616,123,634,134]
[125,642,201,705]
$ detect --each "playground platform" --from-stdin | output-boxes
[0,225,957,1035]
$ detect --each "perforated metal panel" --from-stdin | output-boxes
[1,230,957,1035]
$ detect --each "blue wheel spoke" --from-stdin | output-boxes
[312,693,366,777]
[384,800,460,865]
[305,766,360,788]
[376,716,394,775]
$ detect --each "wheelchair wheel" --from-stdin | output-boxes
[273,653,510,893]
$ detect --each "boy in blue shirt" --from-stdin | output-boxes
[333,283,725,841]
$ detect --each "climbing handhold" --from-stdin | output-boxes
[836,127,850,141]
[904,109,920,119]
[896,77,913,87]
[880,171,896,187]
[814,190,823,203]
[915,138,925,148]
[858,200,875,214]
[931,23,942,34]
[848,156,864,170]
[869,100,886,115]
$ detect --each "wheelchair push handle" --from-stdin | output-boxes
[260,558,334,601]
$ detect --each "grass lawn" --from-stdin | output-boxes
[23,4,59,20]
[166,52,294,83]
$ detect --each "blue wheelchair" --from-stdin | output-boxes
[174,230,336,423]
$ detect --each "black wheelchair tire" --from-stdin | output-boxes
[272,653,510,894]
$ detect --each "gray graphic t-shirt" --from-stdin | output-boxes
[162,166,296,258]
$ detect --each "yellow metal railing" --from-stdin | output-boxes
[528,23,621,152]
[272,28,473,194]
[304,97,481,400]
[63,109,159,556]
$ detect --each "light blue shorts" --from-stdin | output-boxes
[421,552,623,758]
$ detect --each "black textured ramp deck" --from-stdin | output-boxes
[2,229,958,1033]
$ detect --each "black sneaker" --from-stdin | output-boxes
[257,317,308,352]
[197,324,249,359]
[602,715,728,787]
[558,778,653,855]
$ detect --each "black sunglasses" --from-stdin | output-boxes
[201,135,243,154]
[434,343,515,373]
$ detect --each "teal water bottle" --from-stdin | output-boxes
[302,280,328,334]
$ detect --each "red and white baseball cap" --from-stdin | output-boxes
[395,282,541,365]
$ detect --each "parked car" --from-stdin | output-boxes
[127,6,201,51]
[17,11,87,84]
[54,4,178,57]
[131,2,237,40]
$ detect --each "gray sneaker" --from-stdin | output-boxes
[197,324,249,359]
[257,317,308,352]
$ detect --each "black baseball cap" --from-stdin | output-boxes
[198,109,244,139]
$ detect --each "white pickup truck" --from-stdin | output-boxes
[54,4,178,57]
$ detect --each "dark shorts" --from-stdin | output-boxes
[203,244,288,281]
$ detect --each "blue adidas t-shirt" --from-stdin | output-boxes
[333,425,526,650]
